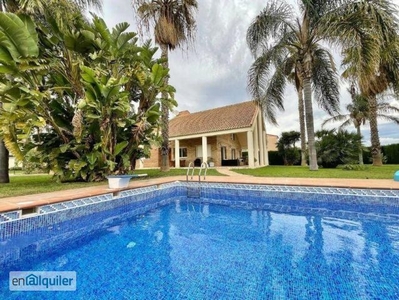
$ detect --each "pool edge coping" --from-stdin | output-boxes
[1,175,399,214]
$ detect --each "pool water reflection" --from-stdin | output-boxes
[1,199,399,299]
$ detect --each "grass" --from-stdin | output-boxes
[0,175,105,198]
[0,168,223,198]
[2,165,397,199]
[233,165,399,179]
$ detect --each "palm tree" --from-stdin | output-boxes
[133,0,197,172]
[327,0,399,165]
[292,71,307,167]
[0,0,102,183]
[247,0,341,171]
[322,85,399,165]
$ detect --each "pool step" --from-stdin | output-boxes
[187,186,201,198]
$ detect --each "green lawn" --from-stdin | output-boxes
[0,168,223,198]
[232,165,399,179]
[2,166,397,199]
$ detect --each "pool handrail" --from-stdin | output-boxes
[186,162,195,181]
[199,162,208,182]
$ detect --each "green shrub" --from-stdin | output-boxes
[277,131,301,166]
[382,144,399,164]
[316,129,361,168]
[341,164,367,171]
[268,151,284,165]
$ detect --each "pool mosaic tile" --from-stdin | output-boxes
[2,191,399,299]
[1,181,398,241]
[0,185,182,239]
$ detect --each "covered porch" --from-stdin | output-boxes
[170,111,268,168]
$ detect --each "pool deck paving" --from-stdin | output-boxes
[1,168,399,213]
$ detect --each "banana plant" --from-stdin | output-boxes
[0,12,176,182]
[0,12,40,183]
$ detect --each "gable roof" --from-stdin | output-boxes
[169,101,259,138]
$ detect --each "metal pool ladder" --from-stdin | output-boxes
[186,162,196,181]
[186,162,208,182]
[198,162,208,182]
[186,162,208,198]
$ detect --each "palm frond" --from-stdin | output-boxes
[337,119,353,130]
[262,65,286,125]
[247,45,288,125]
[375,114,399,124]
[300,0,347,26]
[246,0,293,57]
[377,102,399,114]
[321,114,349,127]
[311,47,340,115]
[328,0,399,95]
[247,54,271,104]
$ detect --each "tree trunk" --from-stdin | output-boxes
[368,95,382,166]
[0,95,9,183]
[303,76,318,170]
[356,125,364,165]
[0,139,10,183]
[297,85,307,166]
[160,44,170,172]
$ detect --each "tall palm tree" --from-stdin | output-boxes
[247,0,341,171]
[133,0,197,172]
[0,0,102,183]
[290,67,307,167]
[322,85,399,164]
[327,0,399,165]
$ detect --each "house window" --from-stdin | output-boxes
[231,149,236,159]
[173,147,187,159]
[196,145,211,157]
[179,147,187,158]
[221,146,227,160]
[231,134,236,141]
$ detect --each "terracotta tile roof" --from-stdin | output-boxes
[170,101,258,138]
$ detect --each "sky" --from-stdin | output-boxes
[99,0,399,146]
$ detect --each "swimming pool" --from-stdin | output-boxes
[1,182,399,299]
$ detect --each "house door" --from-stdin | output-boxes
[241,150,248,165]
[221,146,227,161]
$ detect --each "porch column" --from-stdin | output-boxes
[174,139,180,168]
[202,136,208,165]
[263,132,269,165]
[258,113,265,166]
[253,123,259,167]
[247,130,255,168]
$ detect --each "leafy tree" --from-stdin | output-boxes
[0,0,102,183]
[327,0,399,165]
[133,0,197,172]
[315,129,361,168]
[277,131,301,166]
[0,12,40,183]
[246,0,342,171]
[0,0,101,12]
[0,12,175,181]
[322,85,399,165]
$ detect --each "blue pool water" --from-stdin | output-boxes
[1,195,399,299]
